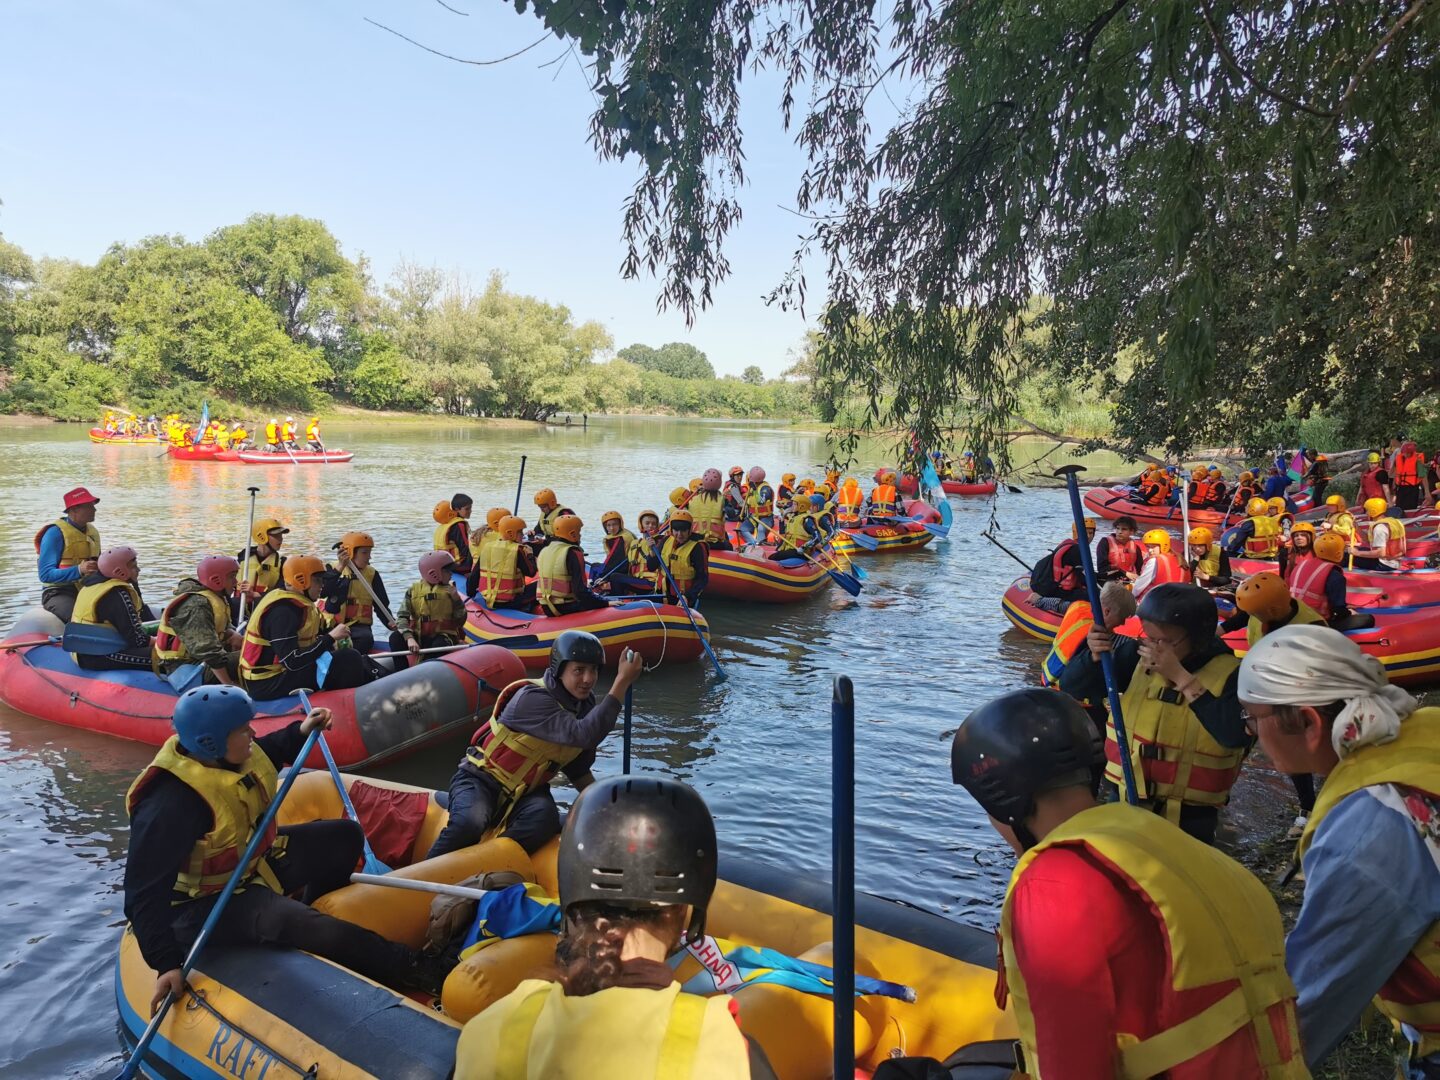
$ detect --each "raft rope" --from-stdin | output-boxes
[183,989,319,1078]
[639,600,667,670]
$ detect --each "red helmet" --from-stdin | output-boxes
[98,546,139,582]
[197,555,240,592]
[419,550,456,585]
[702,468,722,491]
[748,466,766,484]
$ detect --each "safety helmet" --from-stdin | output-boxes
[1246,497,1269,517]
[817,483,833,497]
[781,472,796,485]
[558,775,717,943]
[534,488,558,508]
[1141,529,1171,553]
[334,531,375,561]
[638,510,660,529]
[433,500,458,525]
[601,510,624,529]
[499,516,526,543]
[729,466,744,478]
[688,477,703,493]
[1364,497,1388,518]
[1239,470,1255,483]
[1187,527,1213,547]
[809,493,826,509]
[419,550,456,584]
[748,466,765,484]
[669,508,694,525]
[1367,452,1381,464]
[1266,497,1287,515]
[282,555,325,591]
[173,685,256,759]
[486,507,509,530]
[881,470,897,485]
[252,517,288,546]
[963,450,975,458]
[552,514,583,543]
[285,416,294,422]
[1235,571,1292,623]
[1191,467,1207,480]
[702,468,723,491]
[950,688,1099,838]
[1314,533,1346,564]
[1207,466,1222,477]
[669,487,689,508]
[98,546,139,581]
[197,555,240,592]
[799,478,816,493]
[1136,583,1217,650]
[1073,518,1098,540]
[842,476,860,492]
[1325,494,1347,511]
[1290,522,1316,540]
[548,630,605,678]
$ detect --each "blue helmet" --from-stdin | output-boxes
[809,493,826,509]
[173,685,256,758]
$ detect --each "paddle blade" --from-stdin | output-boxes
[846,530,880,551]
[827,569,863,596]
[922,522,950,539]
[60,622,127,655]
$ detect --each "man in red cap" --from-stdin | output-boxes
[35,487,102,622]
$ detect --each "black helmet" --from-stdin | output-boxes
[557,776,717,942]
[1137,583,1217,650]
[548,630,605,677]
[951,688,1099,833]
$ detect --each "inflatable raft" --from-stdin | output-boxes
[0,608,523,768]
[462,597,708,669]
[833,521,936,556]
[1223,606,1440,688]
[886,471,998,498]
[233,448,354,464]
[88,427,159,445]
[706,548,831,603]
[1230,558,1440,608]
[116,770,1015,1079]
[1083,486,1315,527]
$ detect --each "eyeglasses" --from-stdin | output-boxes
[1240,706,1277,737]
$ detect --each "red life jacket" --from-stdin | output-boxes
[1359,467,1386,501]
[1146,552,1185,587]
[1052,539,1083,592]
[1104,537,1144,575]
[1188,479,1215,506]
[1287,557,1336,620]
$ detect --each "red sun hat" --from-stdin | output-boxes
[63,486,100,509]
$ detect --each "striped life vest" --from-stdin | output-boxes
[465,679,582,803]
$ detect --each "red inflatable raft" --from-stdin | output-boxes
[88,428,159,445]
[0,609,523,768]
[1231,558,1440,608]
[462,597,708,670]
[883,470,998,498]
[706,548,831,603]
[1224,607,1440,688]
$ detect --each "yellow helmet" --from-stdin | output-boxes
[688,477,703,493]
[1314,533,1346,564]
[781,472,796,485]
[1238,470,1255,483]
[334,531,374,561]
[881,470,898,485]
[669,487,689,508]
[1325,494,1347,511]
[1207,466,1222,477]
[817,483,834,498]
[486,507,509,530]
[1142,529,1171,553]
[601,510,624,529]
[1266,497,1287,515]
[1367,452,1381,464]
[1191,467,1207,481]
[1246,497,1269,517]
[252,517,288,546]
[499,516,526,543]
[669,508,695,525]
[1072,518,1098,540]
[552,514,583,543]
[799,478,816,493]
[1290,522,1316,537]
[1187,527,1213,547]
[433,500,457,525]
[1236,572,1292,622]
[282,555,325,592]
[638,509,660,528]
[534,488,557,508]
[1364,497,1388,518]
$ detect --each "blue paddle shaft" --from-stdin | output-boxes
[831,675,856,1078]
[623,687,633,775]
[1060,470,1140,806]
[651,543,726,681]
[300,690,388,873]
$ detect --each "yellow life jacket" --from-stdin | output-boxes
[465,679,582,802]
[1245,600,1324,649]
[337,565,377,626]
[537,542,579,614]
[453,978,752,1080]
[1369,516,1408,559]
[744,482,774,518]
[70,577,143,660]
[1325,511,1355,542]
[538,505,565,539]
[239,589,321,683]
[481,539,526,607]
[630,533,659,579]
[659,537,700,596]
[154,587,231,664]
[125,735,284,900]
[34,517,101,592]
[305,420,320,440]
[780,511,816,551]
[470,527,494,564]
[1193,543,1223,582]
[1245,515,1281,557]
[686,492,727,545]
[241,549,283,596]
[1298,708,1440,1055]
[435,520,465,563]
[1000,803,1304,1079]
[265,421,279,445]
[1104,653,1244,816]
[403,581,466,639]
[214,428,231,449]
[231,426,248,445]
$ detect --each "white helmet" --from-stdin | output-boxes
[285,416,294,422]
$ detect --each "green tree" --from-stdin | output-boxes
[0,233,35,370]
[741,364,764,385]
[616,340,714,379]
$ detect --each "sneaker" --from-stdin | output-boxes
[400,948,454,998]
[1286,815,1307,840]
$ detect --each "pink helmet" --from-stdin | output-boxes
[701,468,722,492]
[419,549,456,585]
[748,466,766,484]
[197,555,240,592]
[98,546,139,582]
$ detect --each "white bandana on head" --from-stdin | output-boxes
[1238,624,1419,758]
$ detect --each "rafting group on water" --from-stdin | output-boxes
[91,410,353,463]
[7,434,1440,1078]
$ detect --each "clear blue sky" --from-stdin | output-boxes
[0,0,829,377]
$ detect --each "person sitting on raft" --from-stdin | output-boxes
[687,469,732,550]
[537,515,609,616]
[627,511,662,590]
[1060,583,1247,846]
[153,556,244,688]
[35,485,102,622]
[1352,496,1408,572]
[946,688,1305,1079]
[1321,493,1356,549]
[529,488,574,553]
[389,551,469,669]
[125,687,449,1012]
[71,546,155,671]
[239,556,378,700]
[453,773,778,1080]
[1185,467,1217,511]
[428,632,644,860]
[1095,515,1144,582]
[473,515,537,610]
[767,494,829,563]
[738,467,775,545]
[1228,469,1258,513]
[434,494,476,577]
[1133,529,1187,601]
[1135,465,1169,506]
[592,510,639,589]
[1183,527,1232,589]
[867,471,900,520]
[833,476,865,527]
[1028,518,1096,615]
[320,531,394,656]
[235,516,288,610]
[1224,497,1284,560]
[1206,466,1229,509]
[644,509,709,605]
[722,466,747,523]
[304,416,323,451]
[1276,520,1316,581]
[1239,627,1440,1072]
[464,507,509,596]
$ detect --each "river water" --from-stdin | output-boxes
[0,416,1133,1077]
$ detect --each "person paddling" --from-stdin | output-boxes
[320,531,393,655]
[35,486,102,622]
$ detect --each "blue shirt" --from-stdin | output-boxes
[1262,474,1289,499]
[1288,786,1440,1067]
[35,516,85,586]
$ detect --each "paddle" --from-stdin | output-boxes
[983,531,1033,572]
[920,522,950,539]
[512,454,527,515]
[623,687,634,774]
[1055,464,1139,807]
[845,528,880,551]
[237,486,260,623]
[754,516,862,596]
[116,722,323,1080]
[648,541,726,680]
[832,674,855,1080]
[337,554,398,630]
[297,689,390,875]
[350,873,491,899]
